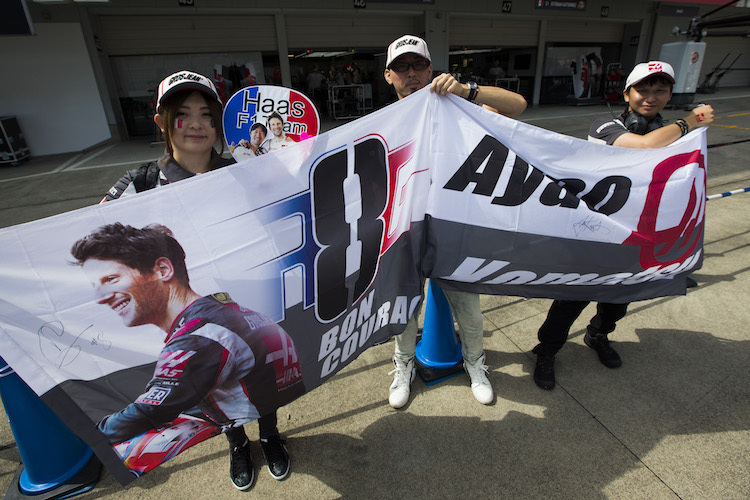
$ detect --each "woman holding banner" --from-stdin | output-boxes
[101,72,233,200]
[100,70,291,490]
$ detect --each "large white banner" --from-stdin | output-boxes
[0,88,705,484]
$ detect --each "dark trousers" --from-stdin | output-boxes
[535,300,629,357]
[225,412,279,446]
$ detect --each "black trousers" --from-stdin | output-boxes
[535,300,628,357]
[225,412,279,446]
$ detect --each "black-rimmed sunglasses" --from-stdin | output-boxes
[388,60,430,73]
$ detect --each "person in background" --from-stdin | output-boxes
[350,62,363,84]
[306,64,327,111]
[328,65,344,85]
[488,59,506,81]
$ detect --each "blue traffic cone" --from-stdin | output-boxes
[0,356,101,499]
[415,280,464,385]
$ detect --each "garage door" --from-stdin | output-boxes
[545,19,625,44]
[449,16,539,47]
[285,13,420,49]
[98,15,277,56]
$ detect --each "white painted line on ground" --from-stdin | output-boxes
[0,171,54,184]
[0,158,160,184]
[63,144,117,171]
[702,94,750,101]
[74,159,160,171]
[52,153,84,173]
[76,158,159,173]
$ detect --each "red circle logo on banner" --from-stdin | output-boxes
[624,150,706,269]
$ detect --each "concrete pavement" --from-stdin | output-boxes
[1,90,749,499]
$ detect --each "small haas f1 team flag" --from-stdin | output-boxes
[223,85,320,161]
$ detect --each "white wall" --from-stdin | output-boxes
[0,23,110,156]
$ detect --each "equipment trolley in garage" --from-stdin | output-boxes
[0,116,30,167]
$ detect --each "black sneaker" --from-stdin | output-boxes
[532,346,556,390]
[260,436,290,480]
[229,439,255,491]
[686,276,698,288]
[584,329,622,368]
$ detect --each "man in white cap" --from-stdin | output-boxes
[532,61,714,391]
[383,34,527,408]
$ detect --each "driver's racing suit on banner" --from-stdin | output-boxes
[98,293,305,443]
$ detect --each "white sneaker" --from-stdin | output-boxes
[388,356,415,408]
[463,354,494,405]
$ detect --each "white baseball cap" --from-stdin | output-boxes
[385,35,431,68]
[156,70,220,109]
[625,61,676,90]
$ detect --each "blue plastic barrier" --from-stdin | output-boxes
[0,356,100,499]
[706,186,750,200]
[415,281,464,385]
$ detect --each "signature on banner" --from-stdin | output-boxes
[38,321,111,369]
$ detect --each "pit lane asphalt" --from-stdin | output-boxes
[1,89,749,499]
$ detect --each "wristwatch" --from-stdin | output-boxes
[466,81,479,102]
